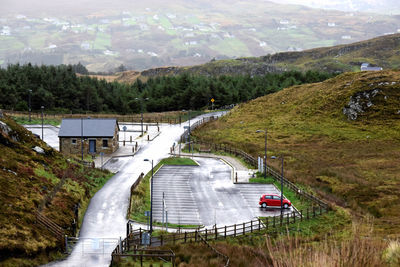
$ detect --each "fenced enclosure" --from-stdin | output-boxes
[112,205,328,265]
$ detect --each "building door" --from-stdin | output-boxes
[89,140,96,153]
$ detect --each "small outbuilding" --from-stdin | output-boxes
[361,63,382,71]
[58,118,119,155]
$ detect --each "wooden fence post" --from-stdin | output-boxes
[234,224,236,237]
[251,220,253,233]
[195,230,197,242]
[184,232,187,243]
[224,226,227,239]
[215,227,218,240]
[205,229,208,241]
[273,216,275,228]
[258,219,261,231]
[287,213,289,225]
[243,222,245,235]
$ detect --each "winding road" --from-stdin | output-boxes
[47,112,226,267]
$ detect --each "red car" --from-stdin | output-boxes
[259,194,291,209]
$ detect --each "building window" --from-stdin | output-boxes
[71,139,77,145]
[102,139,108,148]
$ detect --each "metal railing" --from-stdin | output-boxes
[122,206,327,252]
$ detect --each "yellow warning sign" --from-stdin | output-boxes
[211,98,215,103]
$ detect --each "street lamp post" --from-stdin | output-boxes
[81,118,84,161]
[144,159,154,233]
[271,155,284,218]
[41,106,44,140]
[256,129,267,178]
[188,110,191,153]
[28,89,32,122]
[136,97,149,137]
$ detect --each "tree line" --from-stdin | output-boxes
[0,64,336,114]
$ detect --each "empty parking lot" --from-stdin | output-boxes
[152,157,293,227]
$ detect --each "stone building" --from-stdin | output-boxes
[58,118,119,155]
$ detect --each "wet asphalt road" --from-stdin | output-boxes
[47,112,226,267]
[24,125,60,150]
[152,157,293,227]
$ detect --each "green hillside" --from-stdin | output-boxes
[128,33,400,80]
[192,70,400,237]
[0,114,113,266]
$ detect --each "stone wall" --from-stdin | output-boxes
[60,137,118,155]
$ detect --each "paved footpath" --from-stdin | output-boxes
[175,151,257,182]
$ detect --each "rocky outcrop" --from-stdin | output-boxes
[343,89,380,120]
[32,146,45,154]
[0,121,11,136]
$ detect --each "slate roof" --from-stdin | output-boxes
[58,118,119,138]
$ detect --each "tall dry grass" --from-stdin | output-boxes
[264,220,386,267]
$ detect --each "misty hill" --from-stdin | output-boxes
[111,33,400,82]
[1,0,400,71]
[192,70,400,236]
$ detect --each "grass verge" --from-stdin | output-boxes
[13,116,61,126]
[129,157,200,228]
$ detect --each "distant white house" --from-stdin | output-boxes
[1,26,11,36]
[341,35,352,40]
[81,42,91,50]
[361,63,382,71]
[280,19,289,25]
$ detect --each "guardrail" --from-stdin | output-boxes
[36,211,65,249]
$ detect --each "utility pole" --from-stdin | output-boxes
[41,106,44,140]
[81,118,84,160]
[28,89,32,122]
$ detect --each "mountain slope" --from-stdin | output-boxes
[113,33,400,83]
[0,114,112,266]
[192,70,400,236]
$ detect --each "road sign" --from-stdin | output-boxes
[123,126,127,131]
[142,232,150,245]
[211,98,215,103]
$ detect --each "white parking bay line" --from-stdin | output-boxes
[152,165,202,225]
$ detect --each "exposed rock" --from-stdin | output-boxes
[343,89,380,120]
[32,146,45,154]
[0,121,11,136]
